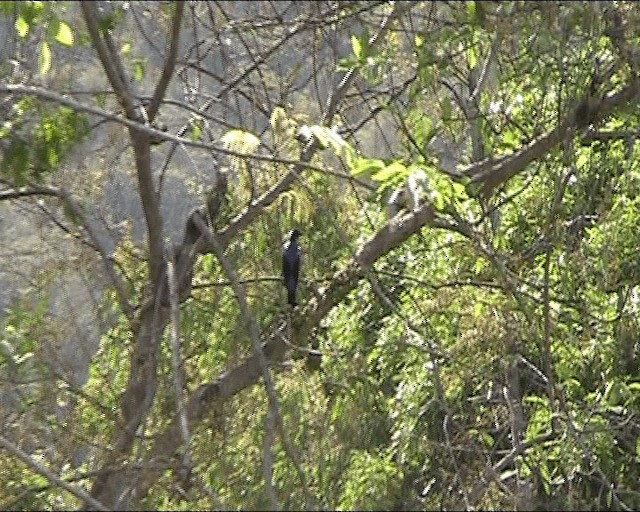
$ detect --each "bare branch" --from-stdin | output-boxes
[0,184,134,321]
[147,1,185,121]
[262,409,280,511]
[80,2,137,117]
[166,247,192,481]
[466,432,555,506]
[0,84,362,171]
[0,434,109,512]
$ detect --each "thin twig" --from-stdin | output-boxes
[0,435,109,512]
[0,183,134,321]
[148,1,184,121]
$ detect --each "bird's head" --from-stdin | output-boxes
[290,228,301,240]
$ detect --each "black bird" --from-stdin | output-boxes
[282,228,301,306]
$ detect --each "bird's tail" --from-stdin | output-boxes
[287,287,297,307]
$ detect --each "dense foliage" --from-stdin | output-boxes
[2,1,640,510]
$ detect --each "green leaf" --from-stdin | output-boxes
[30,1,44,15]
[501,129,519,150]
[0,2,17,15]
[372,161,407,183]
[95,92,107,109]
[337,56,358,71]
[39,40,51,75]
[467,0,476,21]
[431,188,445,210]
[627,382,640,392]
[352,34,362,61]
[191,123,201,142]
[406,110,435,148]
[441,97,452,120]
[343,144,357,169]
[473,258,487,276]
[132,59,145,82]
[604,379,627,407]
[0,121,11,138]
[3,138,30,185]
[55,20,74,46]
[452,181,467,200]
[270,106,287,131]
[16,15,29,37]
[351,157,385,177]
[576,151,589,169]
[540,461,551,495]
[467,45,478,70]
[98,7,124,32]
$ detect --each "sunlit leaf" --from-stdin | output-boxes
[55,20,74,46]
[372,161,407,183]
[467,45,478,69]
[431,187,445,210]
[270,106,287,132]
[576,151,589,169]
[627,382,640,393]
[39,40,51,75]
[467,0,476,21]
[502,129,519,150]
[309,125,347,153]
[191,123,201,142]
[221,129,260,153]
[351,34,362,61]
[133,59,145,82]
[16,15,29,37]
[351,157,385,176]
[540,461,551,495]
[452,181,467,200]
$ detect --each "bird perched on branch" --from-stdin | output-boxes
[282,228,301,307]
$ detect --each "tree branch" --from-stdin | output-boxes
[132,200,440,499]
[0,83,376,177]
[0,434,109,512]
[462,80,640,194]
[196,215,315,509]
[217,0,415,248]
[166,247,192,484]
[147,1,184,121]
[0,184,134,321]
[80,2,137,118]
